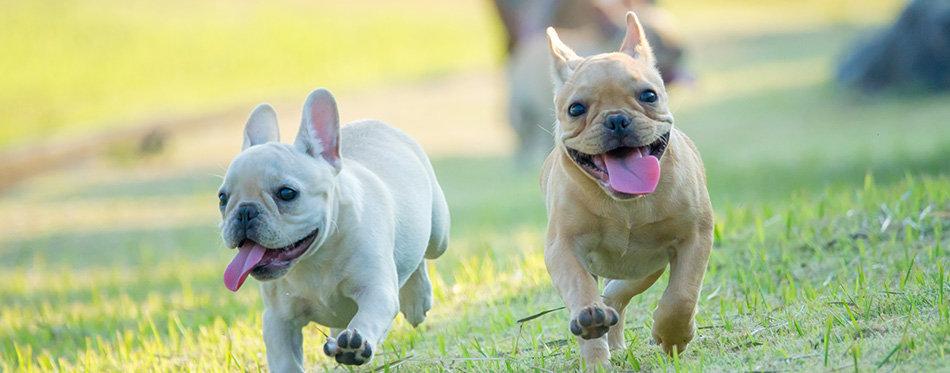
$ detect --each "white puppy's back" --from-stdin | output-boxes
[340,120,450,285]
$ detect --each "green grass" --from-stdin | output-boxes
[0,0,499,149]
[3,171,949,371]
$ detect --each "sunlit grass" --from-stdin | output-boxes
[2,173,949,371]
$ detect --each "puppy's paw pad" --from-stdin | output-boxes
[569,305,619,340]
[323,329,373,366]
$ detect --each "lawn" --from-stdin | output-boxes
[4,166,950,371]
[3,0,950,371]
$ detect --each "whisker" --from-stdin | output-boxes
[671,91,690,115]
[534,121,555,137]
[327,216,340,235]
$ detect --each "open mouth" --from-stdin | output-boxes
[566,131,670,196]
[223,227,319,291]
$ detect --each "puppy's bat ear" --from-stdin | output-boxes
[547,27,582,89]
[242,103,280,151]
[619,11,656,66]
[295,88,342,173]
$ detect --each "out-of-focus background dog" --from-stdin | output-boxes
[2,0,949,371]
[494,0,690,166]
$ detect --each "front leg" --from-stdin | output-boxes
[545,239,619,371]
[262,308,305,373]
[323,282,399,366]
[653,234,712,355]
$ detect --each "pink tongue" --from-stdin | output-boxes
[603,148,661,194]
[223,241,267,292]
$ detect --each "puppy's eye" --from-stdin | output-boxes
[218,193,228,208]
[568,103,586,117]
[639,89,658,103]
[276,187,298,201]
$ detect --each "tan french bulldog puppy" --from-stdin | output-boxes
[218,88,450,371]
[541,12,713,370]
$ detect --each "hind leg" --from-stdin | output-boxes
[603,269,665,350]
[425,179,450,260]
[399,261,433,328]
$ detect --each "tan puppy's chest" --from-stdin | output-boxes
[576,220,680,280]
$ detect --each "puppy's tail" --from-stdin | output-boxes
[425,178,450,260]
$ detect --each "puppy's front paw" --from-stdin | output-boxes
[652,312,695,355]
[323,329,373,366]
[569,304,619,340]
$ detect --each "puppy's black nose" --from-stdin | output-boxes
[235,204,259,225]
[604,114,631,131]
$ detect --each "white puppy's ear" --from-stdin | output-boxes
[618,11,656,66]
[547,27,583,89]
[295,88,342,172]
[242,103,280,151]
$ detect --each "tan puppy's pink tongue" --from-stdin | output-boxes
[603,148,661,194]
[223,241,267,292]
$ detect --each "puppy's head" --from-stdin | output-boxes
[218,88,342,291]
[548,11,673,200]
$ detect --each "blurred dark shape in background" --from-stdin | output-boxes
[490,0,689,166]
[139,129,167,156]
[492,0,643,53]
[837,0,950,92]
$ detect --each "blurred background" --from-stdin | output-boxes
[2,0,948,370]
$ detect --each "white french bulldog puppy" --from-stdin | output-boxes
[217,88,450,371]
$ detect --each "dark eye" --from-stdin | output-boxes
[568,103,586,117]
[639,89,658,103]
[218,193,228,208]
[276,187,298,201]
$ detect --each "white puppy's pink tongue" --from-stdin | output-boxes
[603,147,661,195]
[223,241,267,292]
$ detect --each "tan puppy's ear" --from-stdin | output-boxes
[295,88,342,173]
[619,11,656,66]
[547,27,583,88]
[242,103,280,151]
